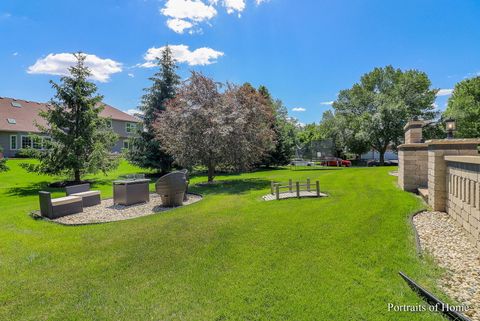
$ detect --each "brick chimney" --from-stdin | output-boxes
[404,120,424,144]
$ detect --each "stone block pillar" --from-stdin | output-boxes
[427,139,480,211]
[404,120,424,144]
[398,120,428,191]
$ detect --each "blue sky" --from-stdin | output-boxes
[1,0,480,124]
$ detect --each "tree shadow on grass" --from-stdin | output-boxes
[289,167,344,172]
[6,181,62,197]
[191,178,271,196]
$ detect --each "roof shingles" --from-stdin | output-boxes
[0,97,140,133]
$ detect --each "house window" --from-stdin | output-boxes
[21,136,32,149]
[107,120,112,128]
[33,137,42,149]
[10,135,17,150]
[125,122,136,134]
[7,118,16,124]
[11,101,22,108]
[123,140,130,149]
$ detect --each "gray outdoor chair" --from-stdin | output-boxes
[39,191,83,219]
[65,183,101,207]
[155,171,187,207]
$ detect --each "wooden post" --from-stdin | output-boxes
[316,181,320,197]
[275,184,280,200]
[296,181,300,198]
[307,178,311,192]
[289,179,292,192]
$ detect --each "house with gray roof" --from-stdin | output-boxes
[0,97,141,158]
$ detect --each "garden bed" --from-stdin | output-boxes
[413,211,480,320]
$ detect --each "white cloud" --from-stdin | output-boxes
[27,53,122,82]
[437,88,453,96]
[126,109,144,116]
[141,45,224,67]
[12,52,18,56]
[161,0,216,33]
[222,0,245,14]
[161,0,269,33]
[320,101,334,106]
[128,73,134,78]
[166,18,194,33]
[292,107,306,112]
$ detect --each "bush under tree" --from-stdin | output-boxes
[0,147,8,172]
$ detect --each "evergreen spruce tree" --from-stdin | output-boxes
[22,53,118,182]
[127,46,180,173]
[258,85,296,166]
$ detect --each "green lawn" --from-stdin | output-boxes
[0,159,445,320]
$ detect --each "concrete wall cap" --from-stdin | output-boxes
[426,139,480,145]
[445,156,480,165]
[403,120,425,131]
[398,143,428,150]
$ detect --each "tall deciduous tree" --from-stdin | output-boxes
[444,76,480,138]
[333,65,437,164]
[127,46,180,172]
[22,53,118,182]
[155,72,275,182]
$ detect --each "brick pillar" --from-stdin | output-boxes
[427,139,480,211]
[397,120,427,191]
[404,120,424,144]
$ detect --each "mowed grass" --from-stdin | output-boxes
[0,160,445,320]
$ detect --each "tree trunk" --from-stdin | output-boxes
[379,151,385,166]
[74,169,81,183]
[207,165,215,182]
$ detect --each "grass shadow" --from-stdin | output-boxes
[289,167,344,172]
[191,178,271,196]
[6,181,61,197]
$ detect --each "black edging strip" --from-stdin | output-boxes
[399,271,471,321]
[409,209,426,257]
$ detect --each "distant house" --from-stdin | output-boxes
[360,148,398,161]
[0,97,141,158]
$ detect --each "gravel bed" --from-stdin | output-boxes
[413,211,480,320]
[53,193,202,225]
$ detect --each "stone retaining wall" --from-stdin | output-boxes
[445,156,480,248]
[397,120,480,249]
[427,140,480,211]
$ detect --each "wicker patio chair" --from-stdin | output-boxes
[39,191,83,219]
[155,171,187,207]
